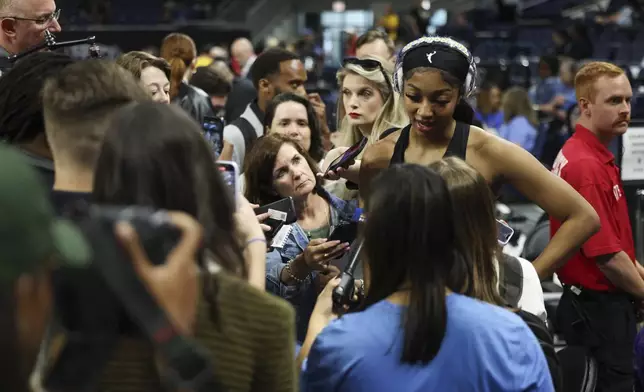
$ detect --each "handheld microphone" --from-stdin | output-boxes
[332,238,364,311]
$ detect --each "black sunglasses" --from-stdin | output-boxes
[342,57,392,88]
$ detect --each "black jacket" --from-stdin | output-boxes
[173,82,215,124]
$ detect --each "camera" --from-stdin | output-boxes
[332,239,365,313]
[66,203,187,265]
[45,203,200,391]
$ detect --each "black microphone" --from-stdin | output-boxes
[332,238,364,311]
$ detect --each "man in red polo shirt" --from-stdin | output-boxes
[551,61,644,392]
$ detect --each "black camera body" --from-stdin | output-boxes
[45,204,191,392]
[332,239,364,313]
[69,203,184,265]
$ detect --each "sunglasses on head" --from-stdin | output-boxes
[342,57,392,87]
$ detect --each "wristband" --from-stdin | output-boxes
[245,237,267,248]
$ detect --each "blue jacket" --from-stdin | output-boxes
[265,189,359,342]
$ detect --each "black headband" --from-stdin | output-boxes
[402,45,470,84]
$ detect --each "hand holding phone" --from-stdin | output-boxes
[302,239,351,271]
[253,197,296,239]
[216,161,240,202]
[327,222,358,244]
[324,137,367,178]
[497,219,515,245]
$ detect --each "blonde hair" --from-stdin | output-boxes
[575,61,625,103]
[336,55,408,151]
[502,87,538,126]
[429,157,504,306]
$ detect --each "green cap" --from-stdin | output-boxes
[0,144,91,281]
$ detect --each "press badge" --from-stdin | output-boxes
[271,224,292,249]
[267,208,287,222]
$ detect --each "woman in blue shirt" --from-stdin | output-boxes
[299,164,554,392]
[474,81,504,132]
[499,87,540,154]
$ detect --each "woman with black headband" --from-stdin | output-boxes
[359,36,600,280]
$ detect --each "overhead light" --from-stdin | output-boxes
[421,0,431,10]
[332,1,346,12]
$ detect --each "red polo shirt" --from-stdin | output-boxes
[550,124,635,291]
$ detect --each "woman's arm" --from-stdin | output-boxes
[218,140,234,161]
[358,140,395,206]
[266,251,314,300]
[483,137,600,279]
[234,196,268,290]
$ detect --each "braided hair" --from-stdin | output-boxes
[0,52,74,144]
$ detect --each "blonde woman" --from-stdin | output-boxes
[323,56,407,198]
[499,87,540,153]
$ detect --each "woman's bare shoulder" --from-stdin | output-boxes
[468,125,498,149]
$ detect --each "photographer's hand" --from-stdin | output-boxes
[115,212,202,336]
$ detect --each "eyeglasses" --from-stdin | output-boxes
[342,57,392,88]
[3,9,61,25]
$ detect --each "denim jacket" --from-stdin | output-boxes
[265,189,359,342]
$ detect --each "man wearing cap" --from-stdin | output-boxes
[0,0,62,75]
[0,143,203,391]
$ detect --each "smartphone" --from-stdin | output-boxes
[254,197,296,239]
[202,116,225,156]
[497,219,515,245]
[253,197,297,223]
[326,137,368,175]
[328,222,358,244]
[216,161,239,201]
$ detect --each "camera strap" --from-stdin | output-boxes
[81,218,225,392]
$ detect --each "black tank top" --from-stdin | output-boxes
[389,122,471,165]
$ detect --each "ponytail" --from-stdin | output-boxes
[453,100,476,126]
[168,57,186,101]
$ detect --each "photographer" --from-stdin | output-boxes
[0,0,61,74]
[88,102,295,391]
[298,164,553,391]
[0,143,203,392]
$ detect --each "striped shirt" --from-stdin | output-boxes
[98,271,297,392]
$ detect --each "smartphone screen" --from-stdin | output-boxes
[327,137,368,173]
[497,220,515,245]
[216,161,239,201]
[202,116,225,157]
